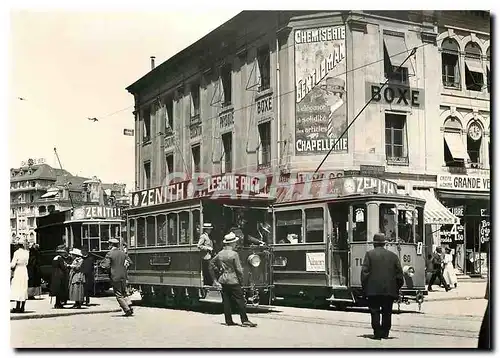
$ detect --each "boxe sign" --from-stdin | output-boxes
[437,174,490,192]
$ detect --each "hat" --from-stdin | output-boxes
[259,222,272,234]
[56,244,68,253]
[203,223,213,229]
[108,238,120,244]
[373,233,387,243]
[70,248,82,256]
[320,77,345,93]
[223,232,239,244]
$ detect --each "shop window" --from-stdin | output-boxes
[464,42,484,91]
[146,216,156,246]
[221,64,232,106]
[467,122,483,168]
[385,113,408,165]
[305,208,324,243]
[190,82,200,118]
[257,45,271,91]
[258,121,271,168]
[222,132,232,173]
[179,211,190,244]
[275,210,302,244]
[136,217,146,247]
[143,161,151,189]
[156,215,167,246]
[443,117,467,168]
[192,145,201,173]
[166,154,174,175]
[167,213,178,245]
[143,107,151,143]
[352,204,367,242]
[383,31,409,84]
[165,96,174,131]
[441,38,461,88]
[192,210,200,244]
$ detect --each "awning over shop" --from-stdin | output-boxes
[465,58,484,73]
[383,34,409,67]
[444,132,470,161]
[411,189,460,225]
[41,191,58,198]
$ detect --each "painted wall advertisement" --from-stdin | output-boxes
[295,26,348,155]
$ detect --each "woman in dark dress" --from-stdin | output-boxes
[27,242,42,299]
[50,245,70,309]
[80,247,95,305]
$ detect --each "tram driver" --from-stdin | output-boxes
[231,215,266,249]
[197,223,214,286]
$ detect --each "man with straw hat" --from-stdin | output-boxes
[209,232,257,327]
[50,244,70,309]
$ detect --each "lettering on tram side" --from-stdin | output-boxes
[306,252,325,272]
[74,206,122,219]
[353,257,364,266]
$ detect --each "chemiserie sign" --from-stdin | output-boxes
[437,174,490,192]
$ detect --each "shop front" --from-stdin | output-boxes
[436,173,490,277]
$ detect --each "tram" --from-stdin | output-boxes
[269,175,427,310]
[125,173,275,307]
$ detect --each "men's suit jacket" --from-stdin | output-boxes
[101,247,132,282]
[360,246,404,299]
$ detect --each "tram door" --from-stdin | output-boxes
[327,203,350,287]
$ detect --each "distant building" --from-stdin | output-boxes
[10,160,128,243]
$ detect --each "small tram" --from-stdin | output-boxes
[125,174,275,307]
[270,175,427,310]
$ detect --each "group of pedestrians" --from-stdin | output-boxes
[427,246,458,292]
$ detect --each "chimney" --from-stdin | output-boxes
[150,56,156,70]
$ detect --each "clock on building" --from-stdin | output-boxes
[468,122,482,141]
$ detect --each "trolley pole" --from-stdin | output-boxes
[314,47,418,174]
[54,147,75,210]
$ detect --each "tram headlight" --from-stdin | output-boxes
[403,265,415,278]
[248,254,261,268]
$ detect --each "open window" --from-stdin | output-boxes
[221,64,232,106]
[143,161,151,189]
[166,153,174,176]
[192,144,201,173]
[486,47,490,93]
[221,132,232,173]
[383,31,409,84]
[164,96,174,132]
[464,42,484,92]
[258,121,271,168]
[257,45,271,91]
[190,82,200,118]
[143,107,151,143]
[441,38,461,89]
[443,117,468,167]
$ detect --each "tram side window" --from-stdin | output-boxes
[179,211,189,245]
[398,209,414,243]
[100,224,110,251]
[352,204,367,242]
[136,217,146,247]
[129,219,136,247]
[72,223,82,248]
[379,204,397,241]
[167,213,178,245]
[156,215,167,246]
[146,216,156,246]
[415,207,423,243]
[305,208,324,243]
[192,210,200,244]
[275,210,302,244]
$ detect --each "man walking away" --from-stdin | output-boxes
[428,247,450,292]
[209,232,257,327]
[101,238,134,316]
[361,233,404,339]
[80,247,95,306]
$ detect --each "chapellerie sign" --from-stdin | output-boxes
[437,174,490,192]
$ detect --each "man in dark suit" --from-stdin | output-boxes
[428,247,450,292]
[209,232,257,327]
[361,233,404,339]
[101,238,133,316]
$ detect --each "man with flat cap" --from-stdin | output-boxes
[101,238,134,316]
[209,232,257,327]
[361,233,404,339]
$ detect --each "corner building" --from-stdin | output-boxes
[126,10,490,277]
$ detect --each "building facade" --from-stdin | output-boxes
[10,159,128,243]
[126,10,490,276]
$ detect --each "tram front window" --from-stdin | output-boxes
[352,204,367,242]
[275,210,302,244]
[100,224,110,250]
[398,208,415,243]
[379,204,397,241]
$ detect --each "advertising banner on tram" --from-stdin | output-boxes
[294,25,348,155]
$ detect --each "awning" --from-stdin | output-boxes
[486,62,490,71]
[465,58,483,73]
[384,34,409,67]
[41,191,58,198]
[410,189,460,225]
[444,132,470,161]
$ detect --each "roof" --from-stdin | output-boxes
[10,164,71,183]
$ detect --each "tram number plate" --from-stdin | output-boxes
[402,254,411,263]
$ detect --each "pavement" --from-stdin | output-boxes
[424,280,487,302]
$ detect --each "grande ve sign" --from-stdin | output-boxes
[437,174,490,192]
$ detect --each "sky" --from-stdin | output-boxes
[8,9,239,191]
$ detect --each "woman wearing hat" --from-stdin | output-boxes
[68,248,86,309]
[50,245,70,309]
[209,232,257,327]
[10,237,30,313]
[27,240,42,299]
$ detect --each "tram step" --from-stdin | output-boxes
[199,290,222,304]
[326,298,355,303]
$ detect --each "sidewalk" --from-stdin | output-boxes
[425,280,487,302]
[10,294,121,320]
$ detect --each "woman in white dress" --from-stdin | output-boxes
[443,247,458,289]
[11,237,30,313]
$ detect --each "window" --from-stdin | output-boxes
[165,96,174,131]
[379,204,397,241]
[143,161,151,189]
[383,32,409,84]
[385,113,408,165]
[166,153,174,175]
[222,132,232,173]
[352,204,367,242]
[192,145,201,173]
[100,224,110,250]
[146,216,156,246]
[179,211,189,244]
[167,213,178,245]
[192,210,200,244]
[129,219,136,247]
[441,38,460,88]
[397,208,415,243]
[257,45,271,91]
[486,48,490,93]
[190,82,200,118]
[136,217,146,247]
[464,42,484,91]
[221,64,232,106]
[275,210,302,244]
[305,208,324,243]
[156,215,167,246]
[443,117,467,167]
[143,107,151,142]
[258,121,271,167]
